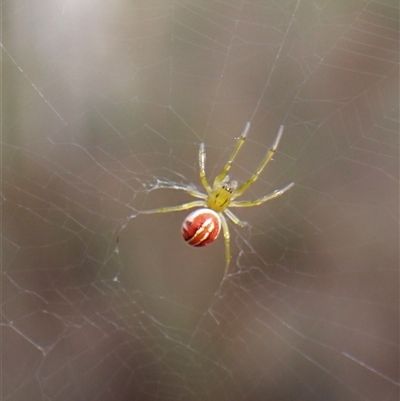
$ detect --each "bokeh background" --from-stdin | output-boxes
[3,1,399,400]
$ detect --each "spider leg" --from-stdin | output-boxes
[213,122,251,188]
[232,125,285,199]
[224,209,247,227]
[142,200,206,214]
[185,187,208,200]
[199,143,212,193]
[220,214,232,275]
[229,182,294,207]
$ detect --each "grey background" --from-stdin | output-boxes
[3,1,399,400]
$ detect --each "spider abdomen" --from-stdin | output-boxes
[181,208,221,247]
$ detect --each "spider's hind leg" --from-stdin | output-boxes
[224,209,247,227]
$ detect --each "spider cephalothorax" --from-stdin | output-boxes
[143,122,294,275]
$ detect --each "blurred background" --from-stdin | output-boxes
[3,1,399,400]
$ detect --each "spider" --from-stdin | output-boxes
[142,122,294,275]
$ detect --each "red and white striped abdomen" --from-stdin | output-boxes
[181,208,221,247]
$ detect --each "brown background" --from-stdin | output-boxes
[3,1,399,400]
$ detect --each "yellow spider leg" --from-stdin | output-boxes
[213,122,251,188]
[229,182,294,207]
[162,185,206,200]
[220,214,231,275]
[232,125,285,200]
[185,187,207,200]
[198,142,213,194]
[142,200,206,214]
[224,208,247,227]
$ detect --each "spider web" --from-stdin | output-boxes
[2,0,399,400]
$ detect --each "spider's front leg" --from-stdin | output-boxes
[233,125,285,199]
[213,122,251,188]
[199,143,212,193]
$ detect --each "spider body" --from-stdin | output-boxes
[143,122,294,275]
[181,208,221,247]
[207,182,235,212]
